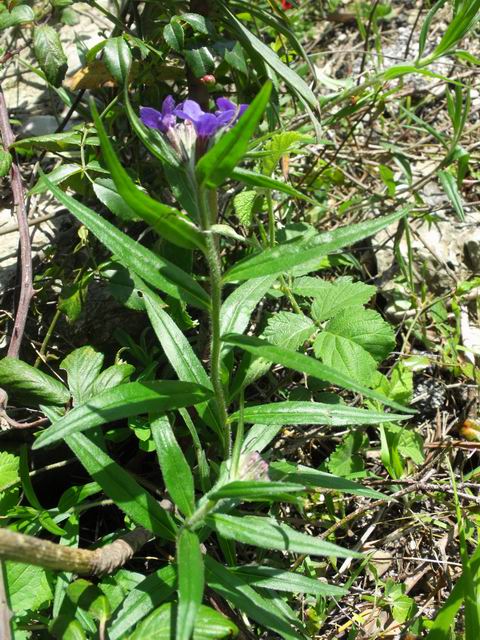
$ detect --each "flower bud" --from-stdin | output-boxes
[200,74,216,85]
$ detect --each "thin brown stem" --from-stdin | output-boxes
[0,86,34,358]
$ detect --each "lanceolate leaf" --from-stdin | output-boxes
[196,82,272,188]
[209,480,306,501]
[91,100,205,251]
[231,401,407,426]
[151,415,195,517]
[232,168,317,205]
[223,333,413,413]
[108,566,177,640]
[66,432,177,539]
[205,557,301,640]
[33,26,68,87]
[144,290,222,437]
[0,357,69,406]
[224,209,408,282]
[177,529,204,640]
[230,565,347,597]
[220,275,277,356]
[222,5,317,108]
[33,381,212,449]
[207,513,360,558]
[42,173,209,310]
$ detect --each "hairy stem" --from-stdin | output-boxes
[199,188,230,455]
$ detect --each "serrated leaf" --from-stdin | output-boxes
[177,529,204,640]
[233,189,257,226]
[264,312,315,351]
[317,308,395,362]
[299,276,375,321]
[42,172,209,310]
[33,26,68,87]
[0,149,12,177]
[130,602,237,640]
[207,513,360,558]
[196,82,272,188]
[5,562,52,614]
[0,451,19,491]
[232,401,407,426]
[314,332,378,386]
[104,37,132,84]
[33,380,212,449]
[262,131,309,177]
[180,12,211,34]
[224,209,408,282]
[60,346,104,405]
[0,357,69,406]
[151,415,195,517]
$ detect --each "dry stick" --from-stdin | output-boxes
[0,527,152,576]
[0,87,34,358]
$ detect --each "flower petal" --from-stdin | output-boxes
[162,95,176,116]
[216,97,237,113]
[140,107,164,130]
[174,99,205,123]
[195,113,221,137]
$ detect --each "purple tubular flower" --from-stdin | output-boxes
[174,97,249,138]
[140,95,177,133]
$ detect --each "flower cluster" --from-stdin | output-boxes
[140,95,248,161]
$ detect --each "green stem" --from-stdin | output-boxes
[198,188,230,456]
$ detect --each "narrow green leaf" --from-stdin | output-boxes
[144,290,222,437]
[209,480,305,501]
[196,82,272,188]
[269,461,387,499]
[222,5,317,108]
[230,565,347,597]
[66,432,176,539]
[177,529,204,640]
[103,37,132,84]
[151,415,195,517]
[232,168,318,205]
[223,333,413,413]
[33,381,212,449]
[90,100,205,251]
[108,566,177,640]
[220,275,277,356]
[232,401,407,426]
[0,149,12,177]
[0,357,69,406]
[205,556,301,640]
[42,172,210,310]
[207,514,361,558]
[438,170,465,221]
[224,209,408,281]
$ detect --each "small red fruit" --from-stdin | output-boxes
[200,74,216,85]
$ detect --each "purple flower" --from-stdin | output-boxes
[174,97,248,138]
[140,95,177,133]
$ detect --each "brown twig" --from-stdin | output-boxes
[0,527,152,576]
[0,86,34,358]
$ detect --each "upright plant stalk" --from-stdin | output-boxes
[198,187,230,455]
